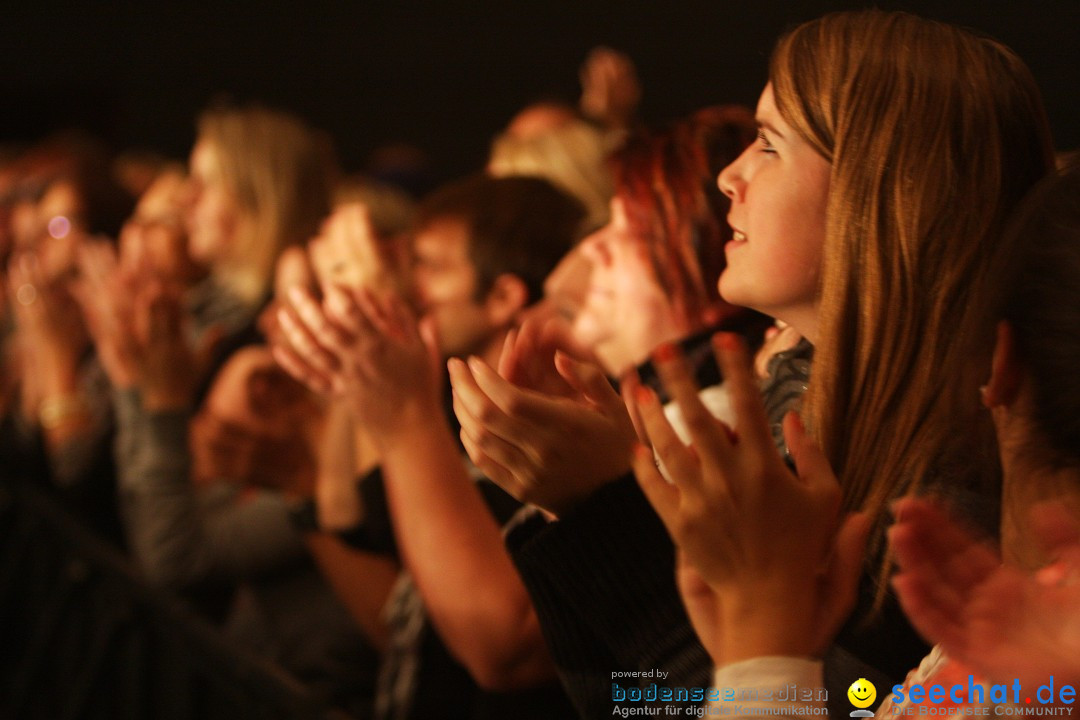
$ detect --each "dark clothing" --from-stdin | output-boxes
[113,388,377,715]
[506,332,933,719]
[341,466,576,720]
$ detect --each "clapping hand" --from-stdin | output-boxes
[890,498,1080,689]
[630,332,869,667]
[449,338,636,517]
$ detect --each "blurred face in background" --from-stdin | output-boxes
[120,171,205,283]
[410,217,501,360]
[28,179,86,282]
[571,197,687,374]
[185,139,242,267]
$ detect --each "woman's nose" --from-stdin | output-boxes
[717,147,750,202]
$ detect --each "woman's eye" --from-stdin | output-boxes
[757,130,777,155]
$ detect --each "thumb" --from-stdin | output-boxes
[784,411,836,489]
[817,512,871,652]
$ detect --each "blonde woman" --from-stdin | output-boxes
[488,117,618,234]
[185,105,334,317]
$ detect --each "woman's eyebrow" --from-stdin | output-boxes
[756,119,785,140]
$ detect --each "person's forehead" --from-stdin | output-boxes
[413,216,470,256]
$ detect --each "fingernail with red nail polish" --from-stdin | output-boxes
[653,343,678,363]
[635,385,654,406]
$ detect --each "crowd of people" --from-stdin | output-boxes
[1,11,1077,720]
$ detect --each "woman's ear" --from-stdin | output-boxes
[483,273,530,328]
[983,320,1023,409]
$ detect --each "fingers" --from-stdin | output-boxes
[277,306,341,386]
[887,515,982,627]
[353,287,395,338]
[891,572,968,650]
[458,425,526,501]
[450,357,537,500]
[619,369,649,445]
[783,411,839,491]
[8,254,45,324]
[712,332,773,450]
[288,286,353,354]
[464,355,550,422]
[554,351,622,411]
[632,442,681,533]
[454,388,534,492]
[272,342,333,396]
[448,357,529,442]
[633,382,701,488]
[889,498,999,595]
[323,284,373,337]
[496,326,519,381]
[652,343,730,453]
[417,315,442,381]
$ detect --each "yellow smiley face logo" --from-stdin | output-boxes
[848,678,877,709]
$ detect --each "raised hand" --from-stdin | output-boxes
[74,240,141,388]
[448,350,636,516]
[273,284,441,440]
[579,46,642,130]
[8,251,90,421]
[495,311,584,398]
[630,332,869,667]
[890,498,1080,688]
[132,279,205,410]
[74,239,209,410]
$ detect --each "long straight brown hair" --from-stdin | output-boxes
[770,11,1055,597]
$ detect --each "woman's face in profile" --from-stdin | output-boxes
[717,83,830,341]
[185,139,241,267]
[120,171,202,282]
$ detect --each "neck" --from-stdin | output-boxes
[996,407,1080,569]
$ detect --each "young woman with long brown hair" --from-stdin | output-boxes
[452,9,1055,717]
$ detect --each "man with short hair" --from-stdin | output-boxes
[276,173,584,720]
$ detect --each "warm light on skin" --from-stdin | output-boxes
[716,83,830,344]
[571,196,690,375]
[411,218,505,364]
[185,139,241,266]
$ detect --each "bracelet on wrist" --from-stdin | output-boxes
[39,393,90,430]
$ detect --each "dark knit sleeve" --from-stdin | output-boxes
[509,476,711,717]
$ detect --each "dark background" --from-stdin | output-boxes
[2,0,1077,181]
